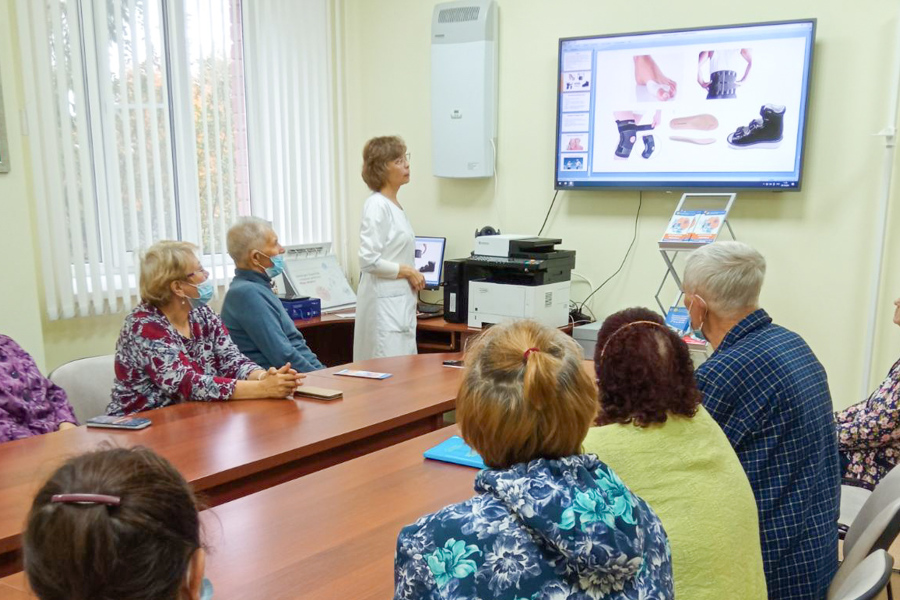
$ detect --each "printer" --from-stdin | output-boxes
[443,235,575,329]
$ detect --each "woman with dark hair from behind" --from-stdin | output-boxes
[582,307,766,600]
[394,319,673,600]
[23,446,210,600]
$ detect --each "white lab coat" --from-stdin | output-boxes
[353,193,418,361]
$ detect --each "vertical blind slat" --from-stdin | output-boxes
[68,0,106,314]
[49,0,84,317]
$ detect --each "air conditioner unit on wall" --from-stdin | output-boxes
[431,0,498,178]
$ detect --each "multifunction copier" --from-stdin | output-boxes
[443,235,575,329]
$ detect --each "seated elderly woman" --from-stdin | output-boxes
[836,296,900,486]
[0,335,77,443]
[107,241,303,416]
[582,307,766,600]
[221,217,324,372]
[393,320,673,600]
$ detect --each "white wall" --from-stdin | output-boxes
[0,0,47,368]
[339,0,900,408]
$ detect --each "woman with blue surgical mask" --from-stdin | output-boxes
[108,240,304,416]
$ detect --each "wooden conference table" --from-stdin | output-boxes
[0,426,475,600]
[0,353,462,576]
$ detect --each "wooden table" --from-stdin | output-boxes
[298,312,574,365]
[0,427,474,600]
[0,354,462,576]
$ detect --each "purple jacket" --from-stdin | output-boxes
[0,335,78,443]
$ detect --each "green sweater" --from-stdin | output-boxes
[583,406,767,600]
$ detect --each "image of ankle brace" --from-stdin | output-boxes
[641,135,655,159]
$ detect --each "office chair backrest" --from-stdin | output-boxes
[828,550,893,600]
[845,463,900,555]
[49,354,116,422]
[829,497,900,598]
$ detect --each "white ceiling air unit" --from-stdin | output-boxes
[431,0,498,178]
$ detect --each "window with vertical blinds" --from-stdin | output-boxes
[16,0,334,320]
[241,0,335,249]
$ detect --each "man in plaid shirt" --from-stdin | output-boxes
[683,242,840,600]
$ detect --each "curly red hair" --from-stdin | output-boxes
[594,307,701,427]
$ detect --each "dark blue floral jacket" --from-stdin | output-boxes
[393,454,673,599]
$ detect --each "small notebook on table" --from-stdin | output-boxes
[423,435,486,469]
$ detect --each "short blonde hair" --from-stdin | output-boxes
[457,320,598,469]
[361,136,405,192]
[139,241,199,307]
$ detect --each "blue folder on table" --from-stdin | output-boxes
[424,435,486,469]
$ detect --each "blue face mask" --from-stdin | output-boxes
[187,279,215,309]
[255,250,285,279]
[200,577,214,600]
[687,297,707,341]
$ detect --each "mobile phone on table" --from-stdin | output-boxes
[86,415,152,430]
[294,386,343,400]
[442,359,464,369]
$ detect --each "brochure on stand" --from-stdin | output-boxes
[659,209,728,250]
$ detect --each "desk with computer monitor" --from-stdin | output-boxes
[414,236,446,317]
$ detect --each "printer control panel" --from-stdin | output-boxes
[467,255,541,270]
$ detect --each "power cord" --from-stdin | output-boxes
[578,191,643,314]
[537,189,560,236]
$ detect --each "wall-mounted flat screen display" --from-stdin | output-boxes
[555,19,816,190]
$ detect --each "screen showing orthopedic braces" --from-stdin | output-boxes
[414,236,446,290]
[554,20,815,190]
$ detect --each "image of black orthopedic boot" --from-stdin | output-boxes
[615,120,655,158]
[419,261,435,273]
[707,70,737,99]
[641,135,655,159]
[727,104,785,148]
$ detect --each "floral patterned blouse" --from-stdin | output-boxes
[0,335,78,443]
[394,454,673,600]
[107,303,260,416]
[836,357,900,486]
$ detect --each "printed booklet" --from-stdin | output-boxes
[424,435,486,469]
[659,210,727,248]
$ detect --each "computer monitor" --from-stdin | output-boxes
[414,236,446,290]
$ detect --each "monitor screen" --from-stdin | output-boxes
[555,19,816,190]
[414,236,446,290]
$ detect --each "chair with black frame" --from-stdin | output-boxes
[829,550,894,600]
[840,464,900,540]
[828,497,900,600]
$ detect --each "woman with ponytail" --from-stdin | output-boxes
[23,446,211,600]
[393,319,673,600]
[583,307,766,600]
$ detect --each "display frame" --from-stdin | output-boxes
[554,18,817,192]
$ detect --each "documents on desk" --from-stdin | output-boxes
[445,235,575,329]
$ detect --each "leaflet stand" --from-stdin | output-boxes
[654,192,737,352]
[277,242,357,312]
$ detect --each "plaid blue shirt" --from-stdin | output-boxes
[696,309,840,600]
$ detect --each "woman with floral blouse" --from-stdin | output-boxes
[836,296,900,486]
[107,241,304,416]
[0,335,77,443]
[393,320,673,600]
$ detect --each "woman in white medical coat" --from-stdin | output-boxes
[353,136,425,361]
